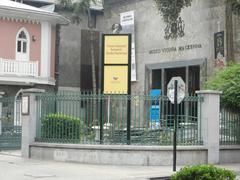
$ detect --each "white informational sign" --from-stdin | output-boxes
[167,77,186,104]
[120,11,137,81]
[21,95,29,115]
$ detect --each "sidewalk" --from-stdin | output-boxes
[0,151,239,180]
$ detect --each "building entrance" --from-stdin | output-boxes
[151,66,200,95]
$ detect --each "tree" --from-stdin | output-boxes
[205,63,240,111]
[154,0,192,39]
[57,0,97,94]
[57,0,98,123]
[231,0,240,14]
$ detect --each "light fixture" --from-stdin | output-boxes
[32,35,37,42]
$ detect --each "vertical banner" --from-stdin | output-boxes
[214,31,224,59]
[214,31,226,69]
[120,11,136,82]
[102,34,131,95]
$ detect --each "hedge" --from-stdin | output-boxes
[41,113,85,140]
[171,165,236,180]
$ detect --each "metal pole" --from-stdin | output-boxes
[100,34,104,144]
[127,98,131,145]
[107,96,110,124]
[173,80,178,172]
[100,98,103,144]
[127,34,132,145]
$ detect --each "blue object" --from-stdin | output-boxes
[150,89,161,123]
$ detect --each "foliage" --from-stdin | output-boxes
[205,63,240,111]
[228,0,240,15]
[57,0,98,96]
[41,113,86,140]
[171,165,236,180]
[154,0,192,39]
[154,0,192,23]
[57,0,95,24]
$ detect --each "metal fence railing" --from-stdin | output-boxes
[220,108,240,145]
[0,97,22,150]
[35,91,203,146]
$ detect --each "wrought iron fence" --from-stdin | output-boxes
[35,91,203,146]
[0,97,22,150]
[220,108,240,145]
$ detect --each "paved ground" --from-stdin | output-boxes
[0,151,239,180]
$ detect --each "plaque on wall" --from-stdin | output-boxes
[22,95,29,115]
[214,31,224,59]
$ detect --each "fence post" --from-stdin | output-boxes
[196,90,222,164]
[0,92,5,135]
[21,89,45,158]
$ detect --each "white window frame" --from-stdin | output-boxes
[15,27,30,61]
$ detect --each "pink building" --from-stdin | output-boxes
[0,0,69,96]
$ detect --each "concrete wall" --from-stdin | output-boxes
[58,12,88,89]
[220,146,240,163]
[30,143,207,166]
[233,14,240,63]
[29,143,240,165]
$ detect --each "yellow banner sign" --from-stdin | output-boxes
[103,66,128,94]
[104,36,129,64]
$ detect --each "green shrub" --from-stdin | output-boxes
[171,165,236,180]
[205,63,240,111]
[41,113,86,140]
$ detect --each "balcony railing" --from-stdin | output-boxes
[0,58,38,77]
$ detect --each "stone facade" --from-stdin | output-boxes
[58,0,240,93]
[97,0,227,93]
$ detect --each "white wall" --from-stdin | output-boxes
[41,21,52,78]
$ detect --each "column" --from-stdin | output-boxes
[21,89,45,158]
[196,90,222,164]
[41,22,52,78]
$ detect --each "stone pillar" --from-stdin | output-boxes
[0,92,5,135]
[21,89,45,158]
[196,90,222,164]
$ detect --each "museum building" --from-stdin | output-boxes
[93,0,240,95]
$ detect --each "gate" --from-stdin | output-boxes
[0,97,22,150]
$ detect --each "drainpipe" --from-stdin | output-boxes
[54,24,61,93]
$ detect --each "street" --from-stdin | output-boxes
[0,151,240,180]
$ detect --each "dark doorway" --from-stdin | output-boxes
[165,67,186,95]
[150,66,200,95]
[152,69,162,90]
[189,66,200,95]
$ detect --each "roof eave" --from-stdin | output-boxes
[0,6,70,25]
